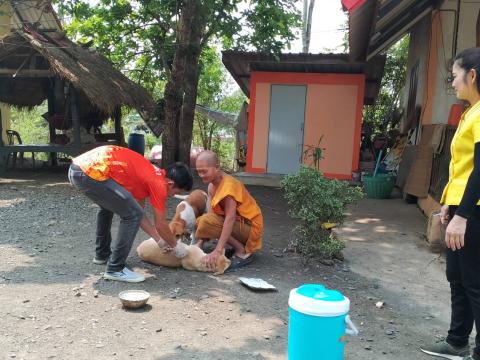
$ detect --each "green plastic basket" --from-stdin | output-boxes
[363,173,395,199]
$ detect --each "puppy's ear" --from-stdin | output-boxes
[169,222,182,236]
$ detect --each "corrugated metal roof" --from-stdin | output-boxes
[348,0,378,61]
[348,0,435,61]
[222,51,386,105]
[195,104,237,127]
[11,0,62,31]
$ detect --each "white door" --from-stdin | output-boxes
[267,85,306,174]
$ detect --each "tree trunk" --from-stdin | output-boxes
[178,0,206,166]
[179,64,201,165]
[161,0,197,166]
[196,114,208,149]
[162,75,182,165]
[305,0,315,53]
[208,124,215,149]
[302,0,315,53]
[302,0,308,53]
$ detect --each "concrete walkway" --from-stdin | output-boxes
[337,197,457,359]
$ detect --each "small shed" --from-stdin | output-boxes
[222,51,385,179]
[0,1,158,172]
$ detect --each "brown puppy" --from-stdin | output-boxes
[136,238,231,275]
[181,245,230,275]
[169,190,208,243]
[137,238,181,268]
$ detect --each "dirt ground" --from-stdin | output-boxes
[0,167,465,360]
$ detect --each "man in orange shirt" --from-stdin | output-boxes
[68,145,193,282]
[194,150,263,271]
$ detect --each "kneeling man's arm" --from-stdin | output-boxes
[216,196,237,251]
[203,196,236,269]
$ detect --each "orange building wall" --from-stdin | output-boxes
[422,11,440,125]
[304,84,359,177]
[250,83,270,170]
[247,72,364,178]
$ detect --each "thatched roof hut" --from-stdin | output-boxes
[0,0,161,136]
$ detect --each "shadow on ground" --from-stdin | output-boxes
[0,169,458,359]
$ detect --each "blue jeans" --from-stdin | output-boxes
[68,164,144,272]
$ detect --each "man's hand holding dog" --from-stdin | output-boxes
[203,248,222,269]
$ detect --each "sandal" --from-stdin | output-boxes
[225,254,254,273]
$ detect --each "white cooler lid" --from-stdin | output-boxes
[289,284,350,317]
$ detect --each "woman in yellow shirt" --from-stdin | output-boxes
[422,48,480,360]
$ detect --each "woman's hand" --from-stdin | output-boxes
[440,205,449,225]
[445,215,467,251]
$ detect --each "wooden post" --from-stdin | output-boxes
[47,79,58,166]
[0,104,3,147]
[113,106,122,145]
[70,86,81,147]
[0,107,6,175]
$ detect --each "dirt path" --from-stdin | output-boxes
[0,169,460,359]
[337,197,453,359]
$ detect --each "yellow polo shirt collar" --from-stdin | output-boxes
[441,100,480,205]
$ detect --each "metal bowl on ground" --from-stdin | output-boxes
[118,290,150,309]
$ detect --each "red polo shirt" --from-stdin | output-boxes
[73,145,167,212]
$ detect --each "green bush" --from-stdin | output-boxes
[281,166,363,259]
[10,104,50,160]
[211,134,235,171]
[11,104,49,145]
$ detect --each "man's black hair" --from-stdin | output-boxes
[165,162,193,191]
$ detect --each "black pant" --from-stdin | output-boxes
[68,164,144,272]
[446,206,480,357]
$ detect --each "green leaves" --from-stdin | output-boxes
[56,0,302,91]
[303,134,325,170]
[363,35,409,133]
[234,0,301,54]
[281,166,363,259]
[10,104,49,158]
[52,0,302,129]
[55,0,301,163]
[55,0,178,93]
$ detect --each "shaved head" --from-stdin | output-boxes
[197,150,219,167]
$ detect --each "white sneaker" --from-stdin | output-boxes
[420,339,470,359]
[103,267,145,283]
[93,257,108,265]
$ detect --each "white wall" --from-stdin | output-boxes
[429,0,479,124]
[456,1,479,52]
[402,16,430,132]
[431,1,456,124]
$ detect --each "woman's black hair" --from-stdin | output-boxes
[454,48,480,94]
[165,162,193,191]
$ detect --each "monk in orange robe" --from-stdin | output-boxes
[195,150,263,270]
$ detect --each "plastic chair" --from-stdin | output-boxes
[6,130,35,169]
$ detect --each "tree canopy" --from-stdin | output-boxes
[363,35,409,134]
[55,0,301,165]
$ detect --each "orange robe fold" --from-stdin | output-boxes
[198,174,263,253]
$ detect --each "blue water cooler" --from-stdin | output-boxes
[288,284,358,360]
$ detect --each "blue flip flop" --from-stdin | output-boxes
[225,254,254,273]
